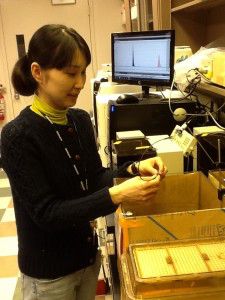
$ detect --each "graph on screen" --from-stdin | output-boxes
[112,30,175,86]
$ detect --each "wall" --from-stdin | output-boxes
[0,9,13,127]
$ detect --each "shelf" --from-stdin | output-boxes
[171,0,225,13]
[197,82,225,98]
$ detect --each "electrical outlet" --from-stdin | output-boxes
[170,125,197,156]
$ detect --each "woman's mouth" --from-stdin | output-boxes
[67,94,78,98]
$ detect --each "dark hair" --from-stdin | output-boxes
[11,24,91,96]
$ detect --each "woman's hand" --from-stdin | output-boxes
[109,174,161,205]
[137,156,167,179]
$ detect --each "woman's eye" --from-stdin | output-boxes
[64,70,86,77]
[66,72,76,77]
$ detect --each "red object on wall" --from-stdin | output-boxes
[0,93,5,121]
[96,279,109,295]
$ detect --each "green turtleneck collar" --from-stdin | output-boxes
[30,94,68,125]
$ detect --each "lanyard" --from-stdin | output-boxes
[44,114,88,192]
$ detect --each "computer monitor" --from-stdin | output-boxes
[111,30,175,98]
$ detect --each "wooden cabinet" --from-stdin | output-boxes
[121,0,171,31]
[122,0,225,53]
[151,0,171,30]
[170,0,225,53]
[121,0,156,32]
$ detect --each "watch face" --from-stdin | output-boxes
[131,162,139,175]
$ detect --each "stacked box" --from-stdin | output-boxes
[115,172,225,257]
[114,171,225,298]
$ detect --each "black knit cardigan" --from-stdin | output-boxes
[1,107,131,279]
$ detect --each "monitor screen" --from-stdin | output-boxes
[111,30,175,88]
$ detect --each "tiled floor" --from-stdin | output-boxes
[0,168,113,300]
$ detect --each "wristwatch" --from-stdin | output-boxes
[131,161,139,175]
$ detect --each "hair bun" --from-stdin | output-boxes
[11,55,37,96]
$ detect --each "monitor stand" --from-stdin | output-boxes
[142,85,162,100]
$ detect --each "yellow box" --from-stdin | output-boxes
[120,238,225,299]
[208,170,225,189]
[211,51,225,87]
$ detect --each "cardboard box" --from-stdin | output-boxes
[115,172,225,257]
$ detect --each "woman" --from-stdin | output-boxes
[1,24,167,300]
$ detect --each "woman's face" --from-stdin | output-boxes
[37,50,87,110]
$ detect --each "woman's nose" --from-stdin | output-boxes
[74,74,85,90]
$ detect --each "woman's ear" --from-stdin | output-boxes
[31,62,43,83]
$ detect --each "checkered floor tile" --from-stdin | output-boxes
[0,169,20,300]
[0,169,113,299]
